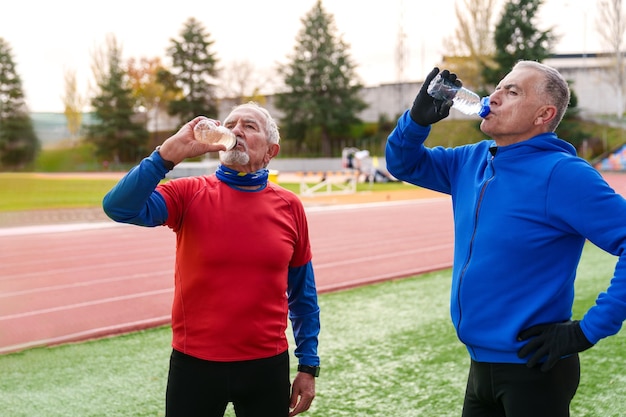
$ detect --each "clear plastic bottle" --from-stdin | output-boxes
[427,73,490,118]
[193,118,237,150]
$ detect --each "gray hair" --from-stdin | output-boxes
[228,102,280,144]
[512,60,570,132]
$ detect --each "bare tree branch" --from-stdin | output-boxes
[596,0,626,117]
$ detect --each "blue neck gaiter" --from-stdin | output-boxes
[215,165,269,188]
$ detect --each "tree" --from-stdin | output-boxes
[596,0,626,118]
[555,85,593,156]
[127,56,178,142]
[163,18,220,124]
[62,68,85,145]
[276,0,367,156]
[86,34,149,164]
[220,59,275,105]
[442,0,499,92]
[483,0,556,86]
[0,38,39,170]
[127,57,169,113]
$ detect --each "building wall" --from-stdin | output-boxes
[215,80,476,126]
[544,54,620,117]
[213,53,626,127]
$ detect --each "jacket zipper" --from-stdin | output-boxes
[455,155,496,346]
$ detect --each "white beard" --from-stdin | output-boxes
[219,149,250,165]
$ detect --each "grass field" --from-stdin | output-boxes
[0,173,419,212]
[0,173,121,211]
[0,244,624,417]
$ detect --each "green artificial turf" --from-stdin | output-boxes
[0,174,120,211]
[0,244,624,416]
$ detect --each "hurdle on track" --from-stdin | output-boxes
[297,170,359,197]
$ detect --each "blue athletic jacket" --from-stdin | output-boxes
[386,111,626,363]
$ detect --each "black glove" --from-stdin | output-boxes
[409,67,459,126]
[517,320,593,372]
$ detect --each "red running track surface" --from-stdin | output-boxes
[3,171,626,355]
[0,198,454,354]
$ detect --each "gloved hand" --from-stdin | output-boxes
[517,320,593,372]
[409,67,459,126]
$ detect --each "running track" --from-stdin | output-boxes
[0,197,454,354]
[2,172,626,355]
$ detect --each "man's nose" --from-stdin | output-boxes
[230,122,244,136]
[487,91,499,106]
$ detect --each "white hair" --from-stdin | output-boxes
[227,102,280,144]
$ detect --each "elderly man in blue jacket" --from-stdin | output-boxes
[386,60,626,417]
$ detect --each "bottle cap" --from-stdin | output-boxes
[478,96,491,118]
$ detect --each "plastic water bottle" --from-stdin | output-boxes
[193,118,237,150]
[427,73,490,118]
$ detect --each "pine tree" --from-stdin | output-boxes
[483,0,556,86]
[276,0,367,156]
[164,18,219,124]
[0,37,40,170]
[86,35,149,164]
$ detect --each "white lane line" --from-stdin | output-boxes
[0,288,173,321]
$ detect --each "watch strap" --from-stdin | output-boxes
[297,364,320,377]
[155,146,175,171]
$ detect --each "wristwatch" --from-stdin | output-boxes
[155,146,175,170]
[297,364,320,377]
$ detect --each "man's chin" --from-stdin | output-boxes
[219,150,250,166]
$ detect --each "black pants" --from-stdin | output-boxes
[462,355,580,417]
[165,349,291,417]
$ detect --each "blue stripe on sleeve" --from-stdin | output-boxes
[287,261,321,366]
[102,151,170,227]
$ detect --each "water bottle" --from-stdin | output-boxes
[427,73,490,118]
[193,118,237,150]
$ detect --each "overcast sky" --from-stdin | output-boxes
[1,0,599,112]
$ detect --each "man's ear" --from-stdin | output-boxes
[268,143,280,158]
[535,105,557,126]
[264,143,280,165]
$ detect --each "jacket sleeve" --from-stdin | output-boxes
[549,158,626,344]
[102,151,170,227]
[287,261,320,366]
[385,110,453,195]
